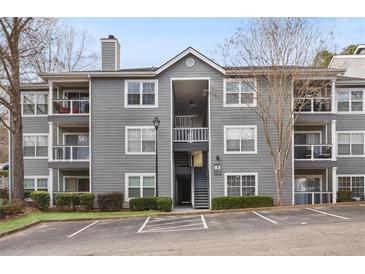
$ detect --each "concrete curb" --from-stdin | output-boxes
[1,201,364,238]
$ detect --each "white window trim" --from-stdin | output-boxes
[224,125,258,154]
[125,126,156,155]
[24,176,49,191]
[23,133,49,159]
[63,176,90,192]
[337,174,365,199]
[124,79,158,108]
[337,131,365,157]
[21,92,49,117]
[336,88,365,114]
[125,173,156,201]
[224,172,258,196]
[223,78,257,108]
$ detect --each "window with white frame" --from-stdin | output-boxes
[337,132,365,156]
[125,80,158,107]
[126,174,155,200]
[224,126,257,153]
[337,90,364,112]
[126,127,155,154]
[224,79,256,107]
[23,134,48,158]
[21,92,48,115]
[24,177,48,196]
[225,173,257,196]
[338,175,365,199]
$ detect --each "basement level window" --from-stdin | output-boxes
[124,80,158,108]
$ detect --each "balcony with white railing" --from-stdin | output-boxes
[294,144,334,161]
[294,97,332,113]
[53,99,89,115]
[173,128,208,143]
[52,145,89,161]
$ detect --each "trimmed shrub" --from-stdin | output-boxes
[129,197,173,212]
[79,193,95,210]
[156,197,172,212]
[3,199,26,215]
[55,193,81,210]
[97,192,123,211]
[129,197,157,211]
[30,191,50,210]
[337,190,353,202]
[212,196,274,210]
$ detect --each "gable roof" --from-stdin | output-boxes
[154,47,226,75]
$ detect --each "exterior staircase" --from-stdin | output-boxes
[194,167,209,209]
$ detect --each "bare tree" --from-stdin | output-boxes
[27,23,98,80]
[0,17,53,199]
[218,18,332,205]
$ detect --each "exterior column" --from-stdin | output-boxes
[331,120,337,161]
[48,81,53,115]
[331,79,336,113]
[48,168,53,206]
[48,122,53,162]
[332,167,337,204]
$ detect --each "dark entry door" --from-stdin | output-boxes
[177,175,191,204]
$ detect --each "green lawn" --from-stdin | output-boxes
[0,210,160,235]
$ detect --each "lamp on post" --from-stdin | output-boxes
[152,117,160,197]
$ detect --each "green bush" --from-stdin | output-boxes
[129,197,173,212]
[129,197,157,211]
[337,190,353,202]
[212,196,274,210]
[30,191,50,210]
[55,193,81,210]
[97,192,123,211]
[156,197,172,212]
[79,193,95,209]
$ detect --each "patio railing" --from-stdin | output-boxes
[294,97,332,113]
[53,99,89,114]
[294,191,333,205]
[173,128,208,143]
[53,145,89,161]
[294,144,333,160]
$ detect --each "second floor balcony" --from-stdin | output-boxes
[53,99,89,115]
[294,97,332,113]
[53,145,89,161]
[173,128,209,143]
[294,144,333,161]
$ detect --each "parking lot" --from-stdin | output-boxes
[0,204,364,255]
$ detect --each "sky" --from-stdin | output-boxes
[62,18,365,68]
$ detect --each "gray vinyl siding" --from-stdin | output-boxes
[101,42,116,71]
[336,112,365,175]
[211,78,293,205]
[22,116,49,177]
[91,78,171,198]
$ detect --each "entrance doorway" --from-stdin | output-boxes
[176,174,191,205]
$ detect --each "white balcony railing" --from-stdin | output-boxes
[294,144,333,160]
[173,128,208,143]
[294,97,332,113]
[53,99,89,114]
[294,191,333,205]
[53,145,89,161]
[175,115,198,128]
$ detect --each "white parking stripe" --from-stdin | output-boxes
[359,204,365,207]
[201,215,208,229]
[144,222,203,232]
[67,221,99,238]
[140,227,206,233]
[252,211,278,224]
[137,217,150,233]
[145,218,202,228]
[306,208,349,220]
[148,215,201,223]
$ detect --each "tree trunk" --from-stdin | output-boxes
[275,168,284,206]
[10,33,24,200]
